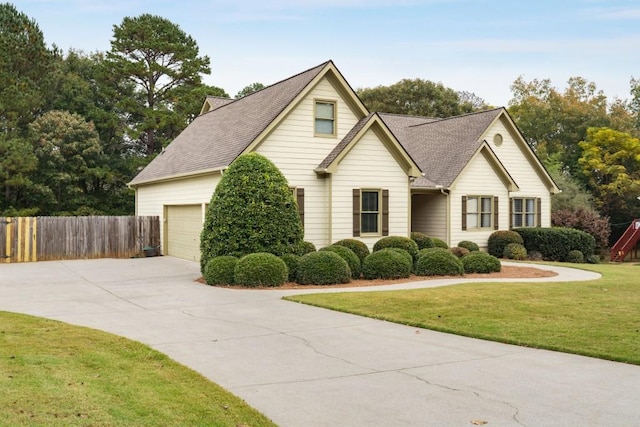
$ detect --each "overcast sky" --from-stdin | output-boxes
[18,0,640,106]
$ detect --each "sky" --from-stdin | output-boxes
[17,0,640,106]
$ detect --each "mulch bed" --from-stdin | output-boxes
[197,265,557,290]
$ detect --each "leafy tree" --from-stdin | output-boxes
[578,127,640,223]
[456,90,490,110]
[199,153,304,273]
[235,82,265,99]
[0,135,42,215]
[357,79,476,118]
[545,154,595,212]
[106,14,211,156]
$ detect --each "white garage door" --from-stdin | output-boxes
[166,205,203,262]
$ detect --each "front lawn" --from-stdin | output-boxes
[0,311,275,426]
[285,262,640,365]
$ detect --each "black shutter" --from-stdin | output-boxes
[509,198,513,229]
[353,189,360,237]
[537,198,542,227]
[461,196,467,231]
[382,189,389,236]
[494,197,499,230]
[296,188,304,229]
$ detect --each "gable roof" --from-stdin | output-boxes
[130,61,337,186]
[380,108,504,189]
[199,96,234,115]
[316,112,422,177]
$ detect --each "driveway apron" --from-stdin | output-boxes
[1,257,638,426]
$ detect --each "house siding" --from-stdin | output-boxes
[482,117,552,227]
[411,193,448,243]
[450,151,509,249]
[330,128,410,250]
[135,173,220,254]
[256,77,362,248]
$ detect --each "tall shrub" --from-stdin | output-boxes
[551,208,610,252]
[200,153,303,272]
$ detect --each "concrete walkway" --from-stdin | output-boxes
[1,257,638,426]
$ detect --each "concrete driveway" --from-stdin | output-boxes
[1,257,638,426]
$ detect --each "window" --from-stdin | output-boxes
[511,197,539,228]
[315,100,336,136]
[353,189,389,237]
[462,196,496,230]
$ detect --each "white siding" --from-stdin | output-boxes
[330,128,410,250]
[482,117,552,227]
[450,150,509,249]
[136,173,220,255]
[411,193,448,243]
[256,77,362,248]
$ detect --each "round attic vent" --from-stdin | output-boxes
[493,133,503,146]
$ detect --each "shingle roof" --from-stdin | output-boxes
[317,113,376,170]
[129,61,330,185]
[380,108,503,188]
[204,96,234,112]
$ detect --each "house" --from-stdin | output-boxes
[129,61,560,262]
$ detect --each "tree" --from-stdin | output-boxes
[0,135,42,215]
[106,14,211,156]
[578,127,640,223]
[235,82,265,99]
[199,153,304,273]
[0,3,53,132]
[357,79,476,118]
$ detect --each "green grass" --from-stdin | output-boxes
[285,262,640,365]
[0,311,276,427]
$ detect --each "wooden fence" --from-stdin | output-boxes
[0,216,160,263]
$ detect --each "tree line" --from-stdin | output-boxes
[2,2,639,244]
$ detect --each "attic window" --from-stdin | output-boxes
[493,133,503,146]
[315,100,336,136]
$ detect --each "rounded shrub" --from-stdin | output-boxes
[450,246,470,258]
[462,252,501,274]
[458,240,480,252]
[386,247,413,266]
[431,237,449,249]
[295,241,316,255]
[488,230,524,258]
[362,248,412,280]
[373,236,419,262]
[297,251,351,285]
[280,253,301,282]
[586,254,600,264]
[503,243,527,260]
[234,253,288,287]
[527,250,543,261]
[415,249,463,276]
[417,247,449,260]
[203,256,238,285]
[566,250,585,263]
[334,239,370,263]
[410,232,434,250]
[320,245,361,279]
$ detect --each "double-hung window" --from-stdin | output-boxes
[511,197,538,228]
[353,189,389,237]
[314,100,336,136]
[463,196,494,230]
[361,190,380,234]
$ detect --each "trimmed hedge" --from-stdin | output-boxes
[373,236,419,261]
[320,245,361,279]
[297,251,351,285]
[334,239,370,263]
[280,254,301,282]
[417,247,449,260]
[514,227,596,261]
[450,246,470,258]
[488,230,524,258]
[458,240,480,252]
[566,250,585,263]
[431,237,449,249]
[234,253,288,287]
[462,252,501,274]
[503,243,527,260]
[410,232,434,250]
[362,248,412,280]
[415,249,463,276]
[203,256,238,285]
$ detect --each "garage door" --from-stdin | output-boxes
[166,205,203,262]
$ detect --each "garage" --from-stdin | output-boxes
[165,205,204,262]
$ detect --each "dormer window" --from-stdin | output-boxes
[314,100,336,136]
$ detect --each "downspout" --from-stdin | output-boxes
[328,174,333,245]
[436,185,450,246]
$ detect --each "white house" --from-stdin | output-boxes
[129,61,559,262]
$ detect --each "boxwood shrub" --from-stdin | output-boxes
[514,227,596,261]
[280,253,301,282]
[320,245,361,279]
[410,232,434,250]
[297,251,351,285]
[566,249,585,263]
[457,240,480,252]
[234,253,288,287]
[586,254,600,264]
[431,237,449,249]
[488,230,524,258]
[462,252,501,274]
[373,236,419,261]
[296,241,317,255]
[362,248,412,280]
[503,243,527,260]
[417,247,449,260]
[450,246,470,258]
[203,256,238,285]
[415,249,463,276]
[333,239,370,263]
